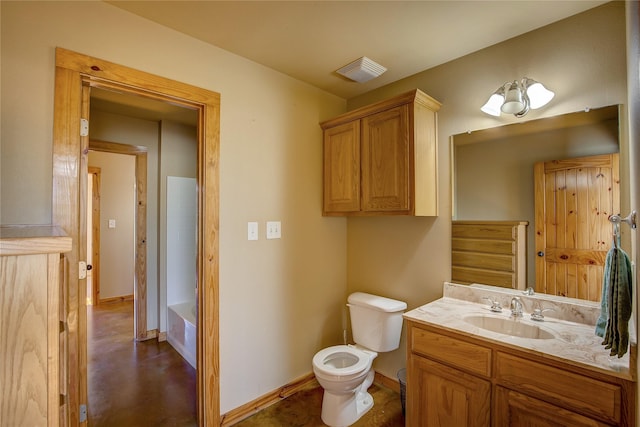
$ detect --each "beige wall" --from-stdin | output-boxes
[0,0,347,414]
[346,2,627,380]
[88,151,136,300]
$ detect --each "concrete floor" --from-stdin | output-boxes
[87,301,404,426]
[234,382,405,427]
[87,301,197,426]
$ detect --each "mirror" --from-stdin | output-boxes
[451,105,626,297]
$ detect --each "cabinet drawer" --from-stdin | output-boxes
[410,326,491,377]
[496,352,621,424]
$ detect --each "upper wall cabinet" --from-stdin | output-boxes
[320,89,441,216]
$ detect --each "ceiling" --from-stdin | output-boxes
[107,0,608,100]
[94,1,608,124]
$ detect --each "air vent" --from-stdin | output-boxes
[336,56,387,83]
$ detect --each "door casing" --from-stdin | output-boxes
[88,166,101,306]
[52,47,220,426]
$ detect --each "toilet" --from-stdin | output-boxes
[312,292,407,427]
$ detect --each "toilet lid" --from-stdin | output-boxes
[312,345,370,377]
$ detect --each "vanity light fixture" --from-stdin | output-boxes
[481,78,554,118]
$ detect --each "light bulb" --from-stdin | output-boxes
[526,81,555,109]
[481,93,505,116]
[501,81,525,114]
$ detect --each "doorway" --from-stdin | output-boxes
[52,48,220,426]
[88,139,150,339]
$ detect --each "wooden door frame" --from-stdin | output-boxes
[88,141,150,340]
[88,166,101,306]
[52,47,220,426]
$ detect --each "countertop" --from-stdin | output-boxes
[404,282,635,381]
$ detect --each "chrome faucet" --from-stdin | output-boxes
[510,297,523,318]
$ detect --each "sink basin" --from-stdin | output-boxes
[464,315,556,339]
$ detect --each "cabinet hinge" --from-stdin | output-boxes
[80,118,89,137]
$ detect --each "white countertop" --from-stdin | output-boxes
[404,282,634,381]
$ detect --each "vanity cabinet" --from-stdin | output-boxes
[320,89,441,216]
[0,225,72,427]
[406,320,635,427]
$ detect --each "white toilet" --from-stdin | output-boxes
[312,292,407,427]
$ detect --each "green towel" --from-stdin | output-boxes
[596,241,633,358]
[595,246,615,337]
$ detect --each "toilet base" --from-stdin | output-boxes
[320,371,375,427]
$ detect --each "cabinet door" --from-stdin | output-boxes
[361,105,410,212]
[323,121,360,213]
[494,386,611,427]
[1,253,51,426]
[408,355,490,427]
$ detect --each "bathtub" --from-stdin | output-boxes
[167,301,196,369]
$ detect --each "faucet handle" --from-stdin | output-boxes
[483,296,502,312]
[522,287,535,295]
[531,307,554,321]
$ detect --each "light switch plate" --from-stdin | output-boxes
[266,221,281,239]
[247,222,259,240]
[108,219,116,229]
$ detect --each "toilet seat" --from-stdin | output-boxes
[312,345,371,378]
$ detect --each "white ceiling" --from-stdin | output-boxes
[107,0,609,99]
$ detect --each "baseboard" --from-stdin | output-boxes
[99,294,134,304]
[375,371,401,393]
[136,329,158,342]
[220,372,318,426]
[158,331,167,342]
[220,370,400,426]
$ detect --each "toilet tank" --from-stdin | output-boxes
[347,292,407,352]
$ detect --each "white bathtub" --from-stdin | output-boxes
[167,301,196,369]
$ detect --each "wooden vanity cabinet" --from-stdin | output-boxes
[406,320,635,427]
[0,225,72,427]
[320,89,441,216]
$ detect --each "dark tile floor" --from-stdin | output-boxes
[88,301,404,426]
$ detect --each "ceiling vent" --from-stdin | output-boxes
[336,56,387,83]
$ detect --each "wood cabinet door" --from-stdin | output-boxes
[1,253,56,427]
[408,355,490,427]
[361,105,410,212]
[323,121,361,213]
[494,386,611,427]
